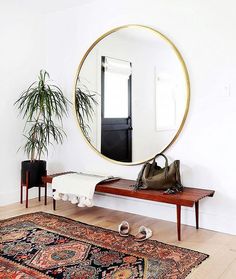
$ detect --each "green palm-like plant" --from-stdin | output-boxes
[15,70,69,160]
[75,80,98,141]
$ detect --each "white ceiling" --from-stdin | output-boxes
[1,0,96,14]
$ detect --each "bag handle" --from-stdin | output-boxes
[151,153,168,168]
[151,153,169,179]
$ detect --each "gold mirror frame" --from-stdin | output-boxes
[74,24,190,166]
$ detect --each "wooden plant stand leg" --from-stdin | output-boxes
[38,187,41,201]
[26,171,29,208]
[176,205,181,241]
[195,201,199,229]
[20,180,23,204]
[44,183,47,205]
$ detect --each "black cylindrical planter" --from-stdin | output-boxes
[21,160,47,188]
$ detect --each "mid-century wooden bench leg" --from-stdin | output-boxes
[195,201,199,229]
[176,205,181,241]
[52,189,56,210]
[44,170,47,205]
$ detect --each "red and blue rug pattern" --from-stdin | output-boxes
[0,212,208,278]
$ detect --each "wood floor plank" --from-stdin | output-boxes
[219,259,236,279]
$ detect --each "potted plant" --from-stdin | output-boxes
[15,70,69,190]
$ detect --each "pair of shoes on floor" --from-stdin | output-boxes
[118,221,152,241]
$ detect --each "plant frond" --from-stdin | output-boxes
[75,84,98,143]
[14,70,69,160]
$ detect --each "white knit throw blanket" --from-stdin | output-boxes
[52,173,109,207]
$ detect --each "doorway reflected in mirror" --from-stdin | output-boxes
[101,56,132,162]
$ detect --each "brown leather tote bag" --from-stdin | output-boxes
[134,153,183,192]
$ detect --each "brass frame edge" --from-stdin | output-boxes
[73,24,190,166]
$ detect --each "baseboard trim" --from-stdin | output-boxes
[0,188,43,206]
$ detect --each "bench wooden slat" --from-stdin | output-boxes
[42,176,214,207]
[95,179,214,207]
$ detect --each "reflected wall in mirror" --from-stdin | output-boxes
[75,25,190,164]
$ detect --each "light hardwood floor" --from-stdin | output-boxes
[0,197,235,278]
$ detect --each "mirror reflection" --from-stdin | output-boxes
[75,26,190,164]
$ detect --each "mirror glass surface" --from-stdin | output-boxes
[75,25,190,164]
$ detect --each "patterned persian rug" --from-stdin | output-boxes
[0,212,208,279]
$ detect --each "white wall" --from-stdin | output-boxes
[1,0,236,235]
[0,4,47,206]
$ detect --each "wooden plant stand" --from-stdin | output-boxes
[21,171,48,208]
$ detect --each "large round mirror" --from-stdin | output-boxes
[75,25,190,165]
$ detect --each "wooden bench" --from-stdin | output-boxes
[42,175,215,241]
